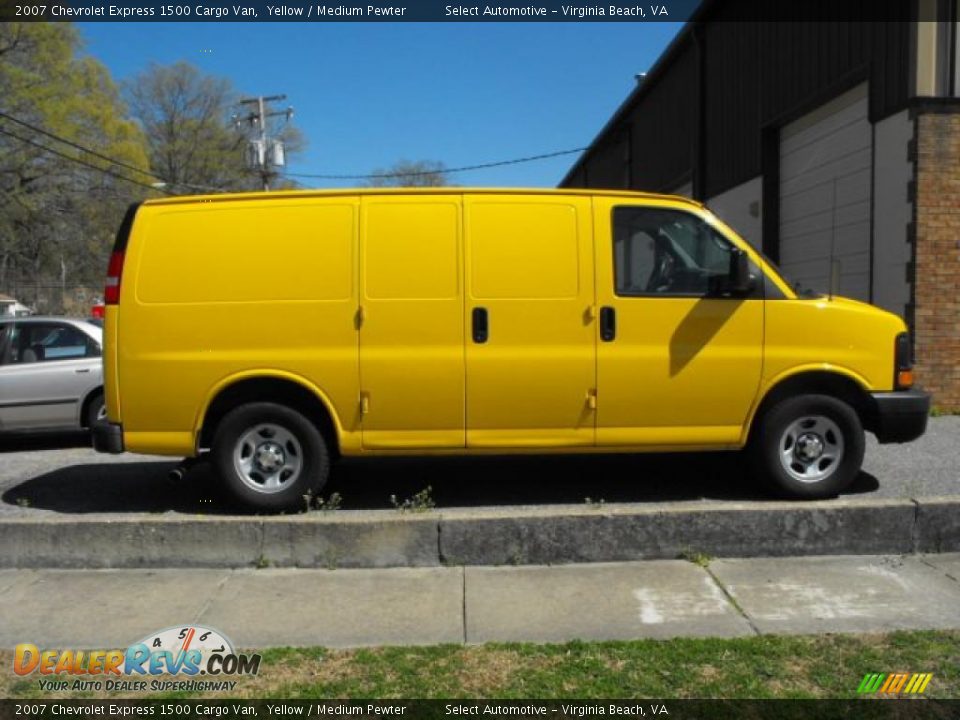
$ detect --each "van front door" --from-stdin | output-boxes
[359,196,465,448]
[594,199,763,446]
[464,195,595,447]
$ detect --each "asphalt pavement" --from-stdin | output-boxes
[0,417,956,517]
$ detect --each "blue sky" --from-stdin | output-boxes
[78,22,682,188]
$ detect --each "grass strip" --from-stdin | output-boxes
[3,630,958,700]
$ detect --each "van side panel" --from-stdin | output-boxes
[119,198,360,455]
[358,196,465,448]
[762,297,904,393]
[464,195,596,447]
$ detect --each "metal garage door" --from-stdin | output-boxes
[779,83,871,299]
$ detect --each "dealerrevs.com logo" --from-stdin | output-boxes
[14,625,261,692]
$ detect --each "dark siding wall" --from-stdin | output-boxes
[627,39,698,192]
[564,2,912,197]
[582,127,630,189]
[564,166,587,188]
[573,38,698,193]
[703,18,761,198]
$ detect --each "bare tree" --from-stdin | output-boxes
[126,62,306,193]
[366,160,451,187]
[125,62,245,192]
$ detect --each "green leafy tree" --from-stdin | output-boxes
[0,22,152,310]
[366,159,451,187]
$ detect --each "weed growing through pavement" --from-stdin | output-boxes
[680,548,713,568]
[303,491,344,512]
[390,486,435,512]
[315,492,343,512]
[930,406,960,417]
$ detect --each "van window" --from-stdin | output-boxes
[470,203,580,299]
[364,202,459,299]
[613,207,734,297]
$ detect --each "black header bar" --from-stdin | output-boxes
[0,0,930,23]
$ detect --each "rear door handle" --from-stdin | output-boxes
[472,307,488,344]
[600,306,616,342]
[75,368,91,374]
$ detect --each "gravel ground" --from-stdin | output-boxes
[0,417,956,517]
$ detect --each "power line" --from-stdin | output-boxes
[283,147,587,181]
[0,111,157,181]
[0,126,174,195]
[0,111,224,194]
[1,108,587,189]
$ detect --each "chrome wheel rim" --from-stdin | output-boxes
[96,404,107,422]
[233,423,303,494]
[779,415,844,484]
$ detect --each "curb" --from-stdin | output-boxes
[2,497,958,569]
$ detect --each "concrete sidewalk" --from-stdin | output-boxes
[3,553,959,648]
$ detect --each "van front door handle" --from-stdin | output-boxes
[472,307,489,344]
[600,306,616,342]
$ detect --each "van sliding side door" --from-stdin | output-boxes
[463,195,596,448]
[358,196,466,449]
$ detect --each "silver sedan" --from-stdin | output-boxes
[0,317,105,433]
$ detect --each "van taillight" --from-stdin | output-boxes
[895,332,914,389]
[105,250,125,305]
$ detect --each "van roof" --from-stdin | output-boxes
[142,187,706,209]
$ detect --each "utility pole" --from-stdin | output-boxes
[236,95,293,191]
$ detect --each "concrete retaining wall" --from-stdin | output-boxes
[1,497,957,569]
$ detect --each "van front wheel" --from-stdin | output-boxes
[212,402,330,513]
[749,394,864,499]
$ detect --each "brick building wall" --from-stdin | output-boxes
[913,108,960,411]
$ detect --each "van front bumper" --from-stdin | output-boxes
[92,422,125,454]
[870,390,930,444]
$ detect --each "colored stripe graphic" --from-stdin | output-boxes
[857,673,886,693]
[880,673,909,693]
[859,672,932,694]
[912,673,933,694]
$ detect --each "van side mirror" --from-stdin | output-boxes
[728,248,756,296]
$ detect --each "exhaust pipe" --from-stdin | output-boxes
[168,457,198,482]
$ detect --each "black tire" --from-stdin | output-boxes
[212,402,330,513]
[749,394,865,499]
[85,391,106,430]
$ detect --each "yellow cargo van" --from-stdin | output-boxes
[94,189,930,511]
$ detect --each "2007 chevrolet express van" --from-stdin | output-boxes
[94,189,930,511]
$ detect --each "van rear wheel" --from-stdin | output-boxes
[749,394,864,499]
[212,402,329,513]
